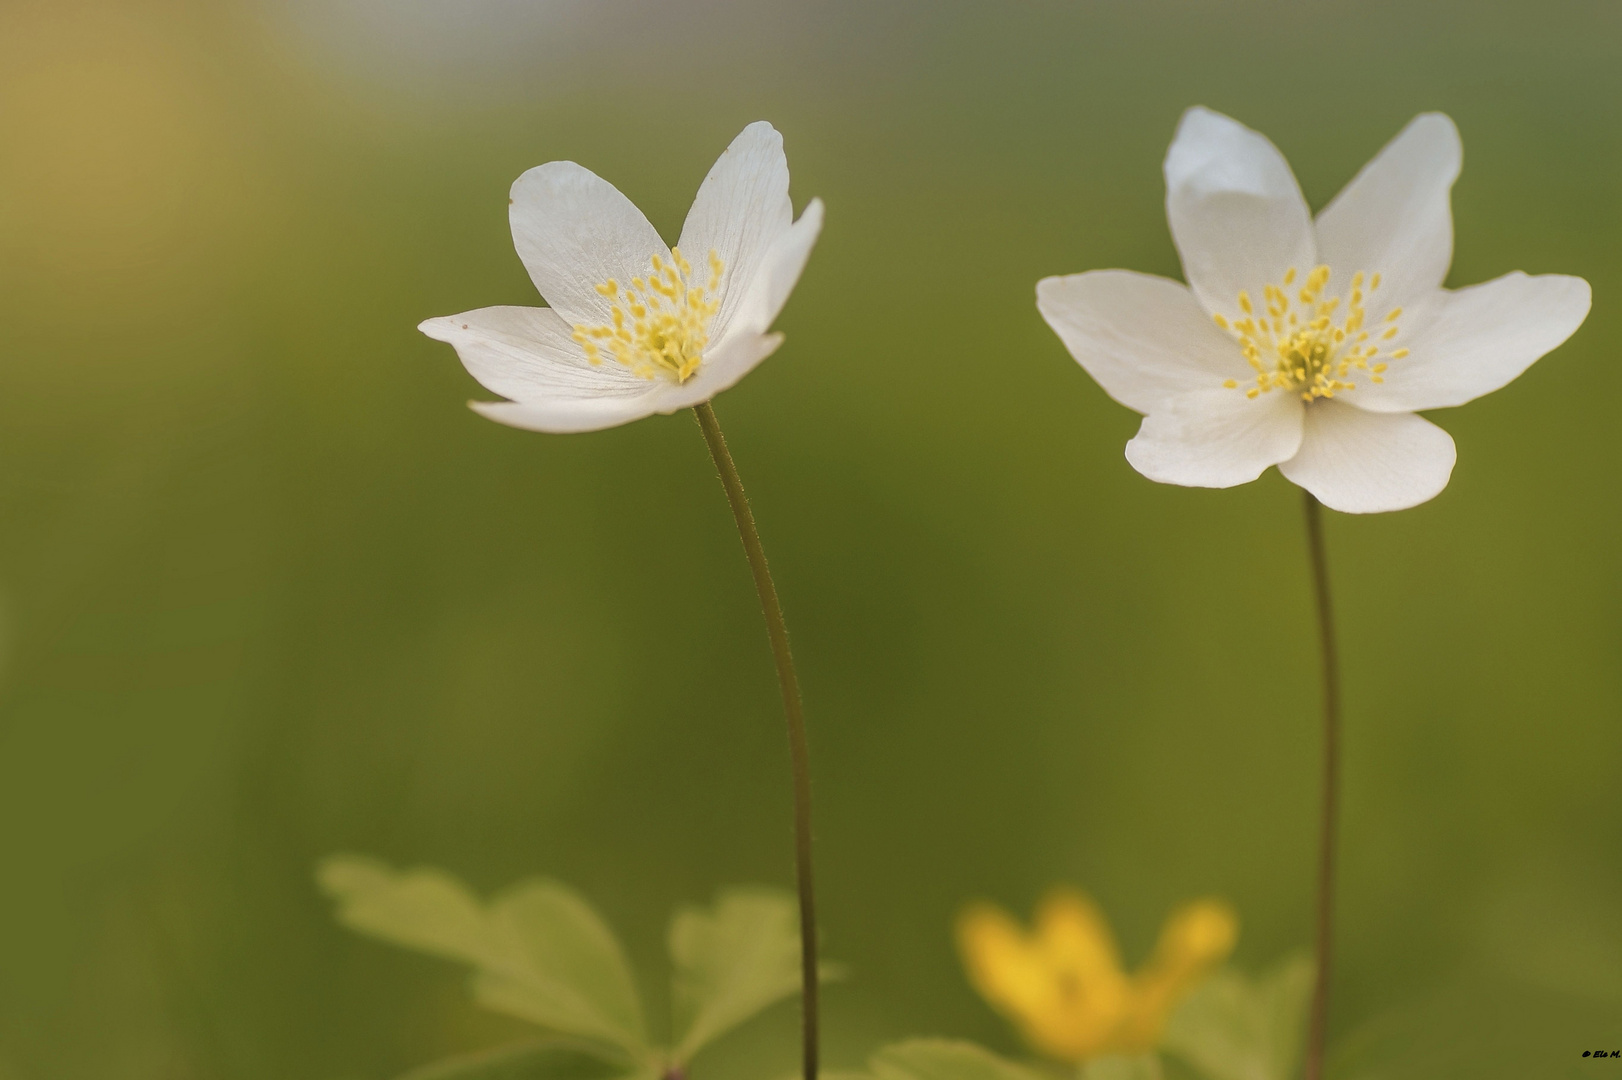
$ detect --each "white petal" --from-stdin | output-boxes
[677,122,796,343]
[1351,272,1591,413]
[470,396,667,434]
[420,307,664,434]
[1278,401,1456,513]
[509,161,669,327]
[1038,270,1250,413]
[656,333,786,413]
[1164,107,1317,318]
[743,197,824,334]
[1125,387,1304,488]
[1314,114,1461,312]
[420,306,649,402]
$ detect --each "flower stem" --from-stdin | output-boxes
[693,401,819,1080]
[1301,491,1341,1080]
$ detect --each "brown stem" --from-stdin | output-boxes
[1301,491,1341,1080]
[692,401,819,1080]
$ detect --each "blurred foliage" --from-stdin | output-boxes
[1077,1056,1162,1080]
[1161,955,1313,1080]
[321,858,827,1078]
[0,0,1618,1078]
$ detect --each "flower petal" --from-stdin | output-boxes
[1118,900,1237,1051]
[1350,272,1591,413]
[1125,387,1304,488]
[469,394,667,435]
[677,121,796,343]
[954,892,1128,1062]
[655,333,786,414]
[1036,270,1249,414]
[1314,113,1461,312]
[509,161,670,327]
[1278,401,1456,513]
[420,305,649,401]
[420,307,665,433]
[745,197,824,335]
[1164,107,1316,318]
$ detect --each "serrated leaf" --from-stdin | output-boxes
[1161,953,1313,1080]
[477,879,647,1051]
[318,856,647,1058]
[318,854,501,968]
[867,1039,1045,1080]
[671,887,826,1059]
[394,1040,643,1080]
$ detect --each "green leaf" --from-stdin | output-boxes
[867,1039,1045,1080]
[394,1041,647,1080]
[318,854,501,968]
[1078,1056,1163,1080]
[475,878,648,1052]
[318,856,647,1058]
[813,1038,1042,1080]
[1161,953,1314,1080]
[670,887,830,1059]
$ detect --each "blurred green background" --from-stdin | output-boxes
[0,0,1618,1076]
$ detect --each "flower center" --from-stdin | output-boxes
[572,247,724,383]
[1213,266,1408,401]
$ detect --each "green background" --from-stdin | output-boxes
[0,0,1617,1076]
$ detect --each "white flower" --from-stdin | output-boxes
[1038,108,1591,514]
[422,122,824,433]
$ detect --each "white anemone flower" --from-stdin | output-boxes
[1038,108,1591,513]
[421,122,824,433]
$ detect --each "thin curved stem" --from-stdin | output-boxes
[693,401,819,1080]
[1301,492,1341,1080]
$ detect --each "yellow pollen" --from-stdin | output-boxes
[1215,265,1406,402]
[572,247,724,383]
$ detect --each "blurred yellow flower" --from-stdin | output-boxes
[956,889,1237,1063]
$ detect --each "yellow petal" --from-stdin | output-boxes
[1035,889,1125,983]
[956,893,1130,1062]
[956,902,1052,1017]
[1111,899,1238,1052]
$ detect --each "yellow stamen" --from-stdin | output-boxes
[1214,265,1407,401]
[572,247,724,383]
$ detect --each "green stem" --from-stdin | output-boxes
[693,401,819,1080]
[1301,492,1341,1080]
